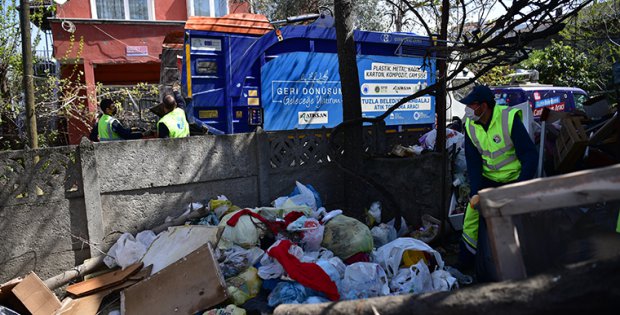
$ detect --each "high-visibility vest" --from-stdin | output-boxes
[98,114,121,141]
[462,105,522,252]
[465,105,523,183]
[158,108,190,138]
[462,202,479,253]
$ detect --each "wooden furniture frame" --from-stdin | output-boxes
[479,163,620,280]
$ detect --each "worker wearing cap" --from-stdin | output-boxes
[459,85,538,282]
[89,99,145,142]
[157,93,190,139]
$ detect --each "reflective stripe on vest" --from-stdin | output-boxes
[465,105,522,182]
[98,114,121,141]
[158,108,190,138]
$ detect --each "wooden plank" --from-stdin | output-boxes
[0,277,29,315]
[555,117,588,172]
[66,262,143,297]
[121,243,227,315]
[0,278,21,300]
[11,272,61,315]
[56,268,151,315]
[141,226,222,275]
[479,163,620,218]
[55,293,105,315]
[486,216,527,281]
[126,265,152,282]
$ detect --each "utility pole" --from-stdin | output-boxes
[435,0,449,233]
[19,0,38,149]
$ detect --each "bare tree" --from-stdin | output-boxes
[332,0,594,221]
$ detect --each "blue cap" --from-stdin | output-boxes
[459,85,494,106]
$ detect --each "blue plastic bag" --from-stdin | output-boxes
[289,183,323,209]
[267,281,307,307]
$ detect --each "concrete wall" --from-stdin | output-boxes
[0,131,347,282]
[0,129,443,283]
[96,135,261,239]
[0,147,89,281]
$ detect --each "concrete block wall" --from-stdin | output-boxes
[0,131,346,282]
[0,129,444,283]
[0,147,89,281]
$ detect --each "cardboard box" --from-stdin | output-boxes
[0,272,62,315]
[121,243,227,315]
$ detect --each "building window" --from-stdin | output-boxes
[92,0,154,20]
[189,0,228,17]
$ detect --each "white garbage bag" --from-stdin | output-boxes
[367,201,382,226]
[341,262,390,300]
[104,230,156,269]
[387,217,410,237]
[373,237,445,278]
[371,223,398,248]
[431,269,458,291]
[273,181,318,211]
[389,261,457,294]
[389,261,433,294]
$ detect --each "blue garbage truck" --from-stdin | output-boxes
[179,12,436,134]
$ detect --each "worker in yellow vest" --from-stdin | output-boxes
[458,85,538,282]
[89,99,145,142]
[157,93,190,139]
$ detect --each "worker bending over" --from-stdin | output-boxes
[459,85,538,282]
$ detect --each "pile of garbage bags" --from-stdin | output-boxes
[102,181,461,314]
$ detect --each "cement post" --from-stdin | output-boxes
[255,128,271,206]
[78,137,105,257]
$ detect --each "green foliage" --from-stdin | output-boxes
[1,0,27,150]
[96,82,161,130]
[0,0,58,150]
[246,0,331,21]
[0,0,22,104]
[241,0,391,32]
[559,1,620,93]
[0,1,158,151]
[518,1,620,94]
[519,40,599,92]
[477,65,514,86]
[353,0,389,31]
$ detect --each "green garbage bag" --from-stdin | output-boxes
[219,210,265,249]
[321,214,374,260]
[226,267,262,306]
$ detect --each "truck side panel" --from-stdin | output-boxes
[183,16,436,133]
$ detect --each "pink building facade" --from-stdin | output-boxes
[49,0,249,144]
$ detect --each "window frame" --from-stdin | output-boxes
[187,0,229,17]
[90,0,156,21]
